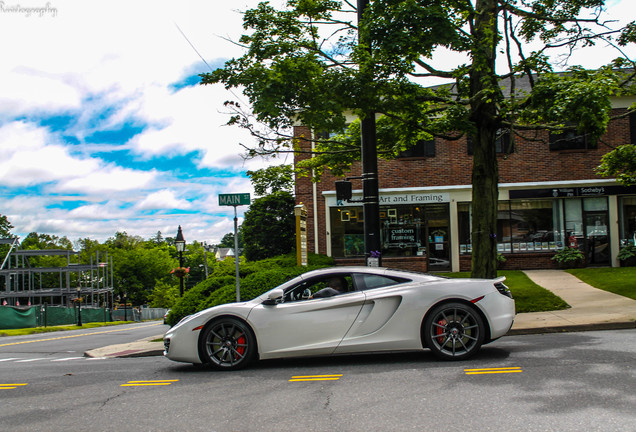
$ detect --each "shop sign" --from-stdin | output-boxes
[510,185,636,199]
[388,227,417,243]
[378,192,450,205]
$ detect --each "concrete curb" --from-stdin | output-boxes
[84,335,165,358]
[508,320,636,336]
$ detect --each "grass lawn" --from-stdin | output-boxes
[0,321,134,337]
[566,267,636,301]
[435,270,570,313]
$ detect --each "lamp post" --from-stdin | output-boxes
[76,285,82,326]
[175,225,186,296]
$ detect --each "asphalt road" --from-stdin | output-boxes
[1,328,635,432]
[0,321,167,358]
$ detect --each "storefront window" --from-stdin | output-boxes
[564,198,583,246]
[330,203,450,268]
[460,199,562,254]
[458,203,471,254]
[619,196,636,247]
[380,205,426,257]
[330,207,364,257]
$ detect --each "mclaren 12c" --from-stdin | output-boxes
[163,267,515,370]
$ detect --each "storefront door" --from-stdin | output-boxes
[425,204,451,271]
[584,211,610,265]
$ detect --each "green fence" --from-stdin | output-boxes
[0,305,112,329]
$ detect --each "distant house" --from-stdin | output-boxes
[214,248,242,261]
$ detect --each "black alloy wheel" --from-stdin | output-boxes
[423,302,485,360]
[199,318,256,370]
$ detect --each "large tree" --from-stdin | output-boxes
[241,191,296,261]
[205,0,635,277]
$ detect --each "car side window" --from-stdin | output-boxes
[283,275,354,301]
[353,274,408,291]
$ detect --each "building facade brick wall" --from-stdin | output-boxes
[294,108,633,271]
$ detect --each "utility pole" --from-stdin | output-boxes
[358,0,381,267]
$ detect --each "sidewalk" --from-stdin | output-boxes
[85,270,636,358]
[510,269,636,334]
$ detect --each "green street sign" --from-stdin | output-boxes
[219,193,251,206]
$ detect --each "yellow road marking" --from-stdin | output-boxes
[289,374,343,382]
[127,380,179,383]
[0,383,28,390]
[0,323,161,348]
[464,367,523,375]
[121,379,178,387]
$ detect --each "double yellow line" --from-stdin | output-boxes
[0,323,162,348]
[289,374,343,382]
[1,383,28,390]
[464,367,522,375]
[121,379,178,387]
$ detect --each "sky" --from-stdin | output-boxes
[0,0,288,245]
[0,0,633,246]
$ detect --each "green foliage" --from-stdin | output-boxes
[110,247,176,305]
[148,280,179,308]
[0,214,13,237]
[242,191,296,261]
[617,244,636,261]
[218,232,244,249]
[519,68,622,141]
[596,144,636,186]
[167,275,236,326]
[551,247,586,268]
[247,164,295,196]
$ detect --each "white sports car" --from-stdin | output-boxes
[163,267,515,370]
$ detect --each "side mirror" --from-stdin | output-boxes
[262,288,284,305]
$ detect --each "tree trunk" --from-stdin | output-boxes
[469,0,500,279]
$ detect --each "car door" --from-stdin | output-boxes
[247,283,365,360]
[336,273,421,353]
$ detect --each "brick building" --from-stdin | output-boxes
[294,98,636,272]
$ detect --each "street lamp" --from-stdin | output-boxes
[175,225,186,296]
[76,286,82,326]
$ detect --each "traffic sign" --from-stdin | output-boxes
[219,193,250,206]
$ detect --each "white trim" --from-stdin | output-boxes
[322,178,619,197]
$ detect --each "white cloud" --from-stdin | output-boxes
[0,121,99,186]
[136,190,192,211]
[53,165,157,194]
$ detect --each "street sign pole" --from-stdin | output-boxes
[233,205,240,302]
[219,193,250,302]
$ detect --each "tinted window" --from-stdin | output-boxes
[354,273,409,291]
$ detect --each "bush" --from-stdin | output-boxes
[551,247,585,268]
[617,245,636,260]
[166,275,234,326]
[617,245,636,266]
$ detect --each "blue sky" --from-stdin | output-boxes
[0,0,289,244]
[0,0,632,245]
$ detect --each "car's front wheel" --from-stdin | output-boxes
[423,302,485,360]
[199,318,256,370]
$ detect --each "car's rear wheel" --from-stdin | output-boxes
[199,318,256,370]
[423,302,485,360]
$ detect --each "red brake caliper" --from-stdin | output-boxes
[236,336,246,356]
[436,320,447,344]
